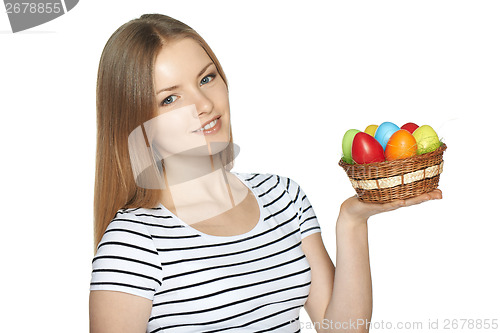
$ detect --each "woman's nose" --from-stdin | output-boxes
[192,90,214,117]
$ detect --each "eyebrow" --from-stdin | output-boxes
[156,62,214,95]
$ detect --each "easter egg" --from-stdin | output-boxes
[401,122,419,134]
[374,122,400,150]
[364,124,378,137]
[352,132,386,164]
[412,125,441,155]
[385,129,417,161]
[342,129,361,164]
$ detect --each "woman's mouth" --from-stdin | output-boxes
[192,116,222,135]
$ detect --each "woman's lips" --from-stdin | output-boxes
[192,116,222,135]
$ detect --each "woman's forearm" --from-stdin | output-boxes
[319,191,441,332]
[323,212,372,332]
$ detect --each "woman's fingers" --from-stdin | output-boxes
[363,189,442,215]
[341,190,443,221]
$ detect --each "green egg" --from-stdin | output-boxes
[412,125,441,155]
[342,129,361,164]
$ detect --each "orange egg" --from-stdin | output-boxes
[385,129,417,161]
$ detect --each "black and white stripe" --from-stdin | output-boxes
[90,172,321,332]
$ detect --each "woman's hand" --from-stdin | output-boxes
[339,189,443,225]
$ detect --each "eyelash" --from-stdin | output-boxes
[200,73,216,85]
[160,73,217,107]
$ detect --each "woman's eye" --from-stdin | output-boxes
[162,95,178,106]
[200,74,215,85]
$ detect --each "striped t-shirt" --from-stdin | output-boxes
[90,172,321,332]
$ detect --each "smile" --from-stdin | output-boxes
[192,116,222,135]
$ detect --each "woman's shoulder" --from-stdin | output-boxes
[103,205,178,237]
[92,209,163,300]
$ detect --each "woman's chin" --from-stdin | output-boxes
[159,141,230,158]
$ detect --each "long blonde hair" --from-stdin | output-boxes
[94,14,233,253]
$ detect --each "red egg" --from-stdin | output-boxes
[352,132,386,164]
[400,122,419,134]
[385,129,417,161]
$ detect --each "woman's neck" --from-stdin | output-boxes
[159,151,247,224]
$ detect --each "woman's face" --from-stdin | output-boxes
[147,38,230,158]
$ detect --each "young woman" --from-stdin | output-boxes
[89,14,442,333]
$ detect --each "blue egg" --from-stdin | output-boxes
[374,122,400,150]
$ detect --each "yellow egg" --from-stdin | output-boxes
[412,125,441,155]
[364,124,378,137]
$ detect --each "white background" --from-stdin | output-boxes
[1,1,499,332]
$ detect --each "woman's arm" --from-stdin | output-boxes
[89,290,153,333]
[302,190,442,332]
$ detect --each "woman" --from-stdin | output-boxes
[89,14,442,332]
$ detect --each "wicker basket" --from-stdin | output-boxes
[338,143,447,203]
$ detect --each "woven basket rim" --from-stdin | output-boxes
[339,142,447,169]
